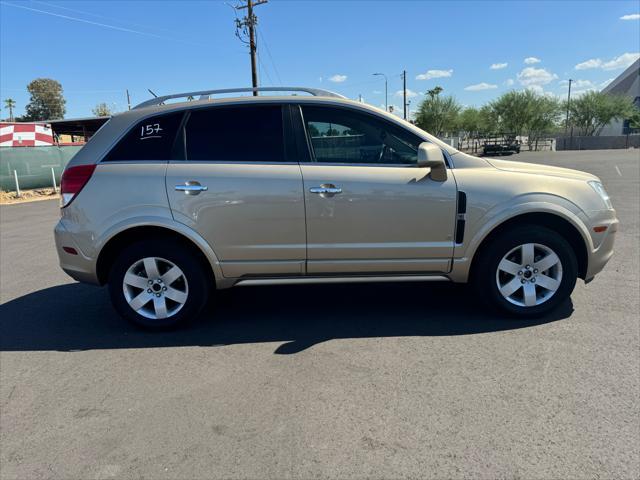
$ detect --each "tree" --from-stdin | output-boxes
[457,107,481,136]
[565,91,634,136]
[629,107,640,132]
[22,78,66,121]
[478,105,500,134]
[524,94,561,150]
[4,98,16,122]
[92,102,112,117]
[426,86,443,98]
[307,123,320,137]
[489,90,538,136]
[415,90,462,137]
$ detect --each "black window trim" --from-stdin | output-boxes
[170,111,190,161]
[288,104,311,164]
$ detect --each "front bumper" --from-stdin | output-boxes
[54,221,100,285]
[584,215,618,282]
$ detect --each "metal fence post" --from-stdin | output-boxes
[51,167,58,192]
[13,170,21,197]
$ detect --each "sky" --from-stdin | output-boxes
[1,0,639,119]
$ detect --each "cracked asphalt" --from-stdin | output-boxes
[1,149,638,479]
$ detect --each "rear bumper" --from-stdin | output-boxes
[54,221,100,285]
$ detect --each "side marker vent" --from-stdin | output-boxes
[455,191,467,244]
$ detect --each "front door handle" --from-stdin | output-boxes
[310,184,342,195]
[175,181,208,195]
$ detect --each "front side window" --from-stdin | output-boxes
[103,112,183,161]
[185,105,284,162]
[301,106,420,165]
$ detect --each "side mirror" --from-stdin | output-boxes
[417,142,447,181]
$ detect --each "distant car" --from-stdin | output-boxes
[55,87,618,328]
[482,135,521,156]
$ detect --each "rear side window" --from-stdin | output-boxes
[103,112,183,161]
[185,105,284,162]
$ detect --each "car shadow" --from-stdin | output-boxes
[0,282,573,354]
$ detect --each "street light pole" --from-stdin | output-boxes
[373,73,388,111]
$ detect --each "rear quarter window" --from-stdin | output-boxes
[103,112,184,161]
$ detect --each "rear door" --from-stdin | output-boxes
[166,103,306,278]
[296,104,458,274]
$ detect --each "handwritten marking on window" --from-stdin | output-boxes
[140,123,163,140]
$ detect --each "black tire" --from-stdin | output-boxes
[472,225,578,317]
[108,239,210,329]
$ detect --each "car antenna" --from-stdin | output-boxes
[147,89,165,106]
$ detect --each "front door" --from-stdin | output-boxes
[297,105,457,275]
[166,104,306,278]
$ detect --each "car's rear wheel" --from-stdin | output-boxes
[473,225,578,317]
[108,239,209,328]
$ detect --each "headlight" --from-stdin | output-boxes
[588,181,613,209]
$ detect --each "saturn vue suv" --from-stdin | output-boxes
[54,87,618,328]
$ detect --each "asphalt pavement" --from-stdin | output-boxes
[1,149,638,479]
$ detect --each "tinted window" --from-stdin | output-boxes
[301,106,420,165]
[103,112,183,161]
[185,105,284,162]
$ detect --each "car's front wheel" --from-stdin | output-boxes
[473,225,578,317]
[108,239,209,328]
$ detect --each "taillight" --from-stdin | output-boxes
[60,164,96,207]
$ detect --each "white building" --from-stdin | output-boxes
[598,58,639,136]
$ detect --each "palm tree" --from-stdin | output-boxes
[4,98,16,122]
[426,86,443,99]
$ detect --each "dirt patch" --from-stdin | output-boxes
[0,188,60,205]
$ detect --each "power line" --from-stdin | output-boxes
[0,1,209,47]
[256,50,274,86]
[256,26,283,85]
[32,0,178,35]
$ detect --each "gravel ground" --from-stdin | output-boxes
[1,149,638,479]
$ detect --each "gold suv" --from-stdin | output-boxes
[54,87,618,328]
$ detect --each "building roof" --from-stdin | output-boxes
[602,58,640,98]
[47,116,110,137]
[12,116,110,137]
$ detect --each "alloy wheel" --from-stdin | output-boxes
[122,257,189,320]
[495,243,563,307]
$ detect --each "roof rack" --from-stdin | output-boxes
[133,87,346,109]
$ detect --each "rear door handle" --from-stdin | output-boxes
[310,184,342,195]
[175,181,208,195]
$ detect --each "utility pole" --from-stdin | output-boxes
[126,89,131,110]
[235,0,268,96]
[402,70,407,120]
[565,78,573,149]
[564,79,572,134]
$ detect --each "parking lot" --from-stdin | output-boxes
[1,149,638,479]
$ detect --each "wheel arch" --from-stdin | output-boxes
[96,224,221,287]
[469,211,589,281]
